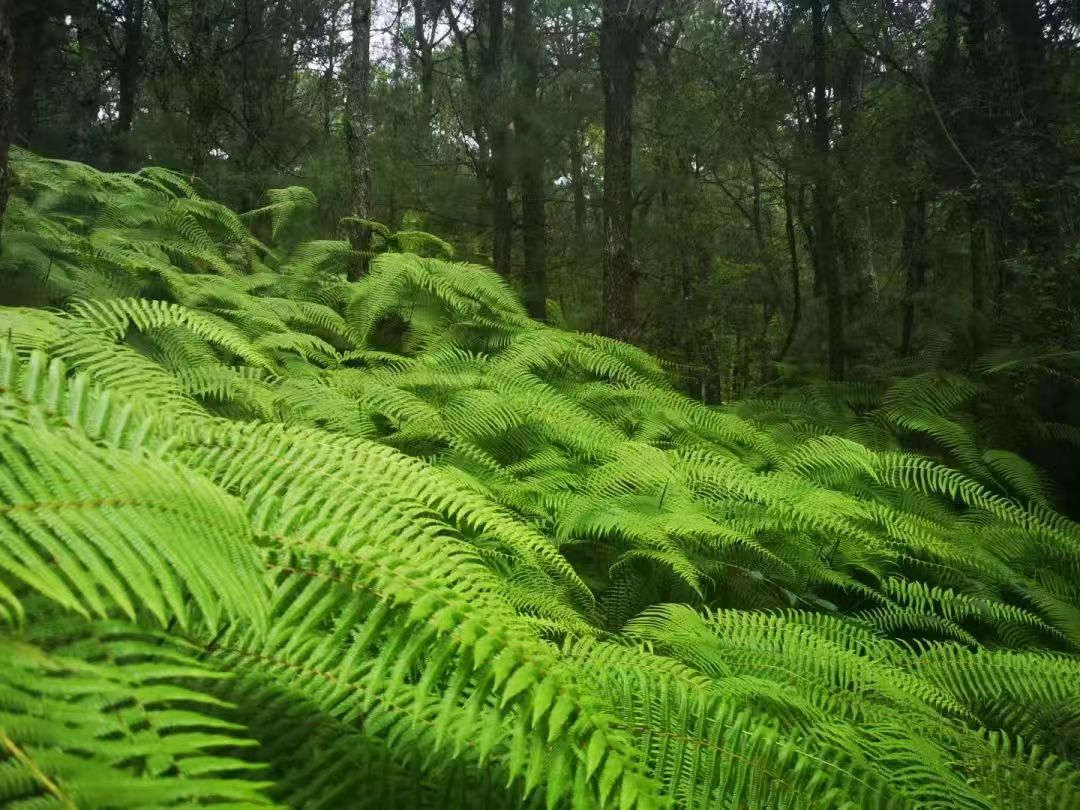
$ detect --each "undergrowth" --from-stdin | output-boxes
[1,151,1080,808]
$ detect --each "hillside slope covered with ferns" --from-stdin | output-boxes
[2,151,1080,808]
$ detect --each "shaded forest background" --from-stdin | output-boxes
[2,0,1080,488]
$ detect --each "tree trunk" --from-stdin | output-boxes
[483,0,512,278]
[964,0,992,352]
[321,12,335,137]
[345,0,372,219]
[569,127,586,271]
[513,0,546,318]
[72,0,101,164]
[997,0,1058,253]
[811,0,844,379]
[0,0,13,235]
[747,153,781,380]
[777,172,802,362]
[413,0,435,145]
[599,0,644,341]
[112,0,144,169]
[491,131,512,277]
[969,195,991,353]
[997,0,1049,133]
[899,190,929,356]
[344,0,373,278]
[11,5,45,148]
[185,0,217,176]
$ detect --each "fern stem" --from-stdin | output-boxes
[1,731,77,809]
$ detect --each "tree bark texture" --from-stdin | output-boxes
[599,0,646,341]
[811,0,845,379]
[11,3,46,148]
[777,172,802,362]
[483,0,512,278]
[344,0,373,278]
[413,0,435,145]
[899,190,929,357]
[569,128,586,271]
[345,0,373,221]
[512,0,546,318]
[112,0,145,169]
[73,0,102,164]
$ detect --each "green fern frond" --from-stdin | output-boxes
[0,620,276,808]
[4,152,1080,808]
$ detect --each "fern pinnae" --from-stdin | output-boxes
[4,153,1080,807]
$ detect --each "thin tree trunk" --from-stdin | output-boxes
[998,0,1057,253]
[961,0,996,341]
[491,134,512,276]
[998,0,1049,133]
[344,0,373,278]
[484,0,511,278]
[11,6,44,148]
[413,0,435,145]
[513,0,546,318]
[186,0,217,176]
[345,0,372,219]
[834,33,875,322]
[112,0,144,169]
[969,195,991,353]
[599,0,644,341]
[899,190,929,356]
[811,0,844,379]
[321,6,338,138]
[152,0,173,121]
[0,0,13,235]
[569,127,586,271]
[777,172,802,362]
[388,31,405,230]
[72,0,101,164]
[747,153,781,379]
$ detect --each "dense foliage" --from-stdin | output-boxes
[8,1,1080,396]
[3,152,1080,808]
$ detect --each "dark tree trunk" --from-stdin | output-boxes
[599,0,645,341]
[321,11,336,137]
[11,5,45,148]
[484,0,512,278]
[777,172,802,362]
[387,33,405,230]
[0,0,13,235]
[899,190,929,356]
[569,127,586,271]
[112,0,145,169]
[344,0,373,278]
[445,0,509,272]
[964,0,992,351]
[491,132,512,276]
[72,0,101,164]
[345,0,372,220]
[152,0,173,116]
[185,0,218,176]
[997,0,1049,133]
[512,0,546,318]
[413,0,435,143]
[833,33,876,324]
[811,0,844,379]
[969,195,991,353]
[997,0,1058,253]
[747,154,781,379]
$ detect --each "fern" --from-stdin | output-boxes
[2,152,1080,807]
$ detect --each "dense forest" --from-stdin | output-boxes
[1,1,1080,808]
